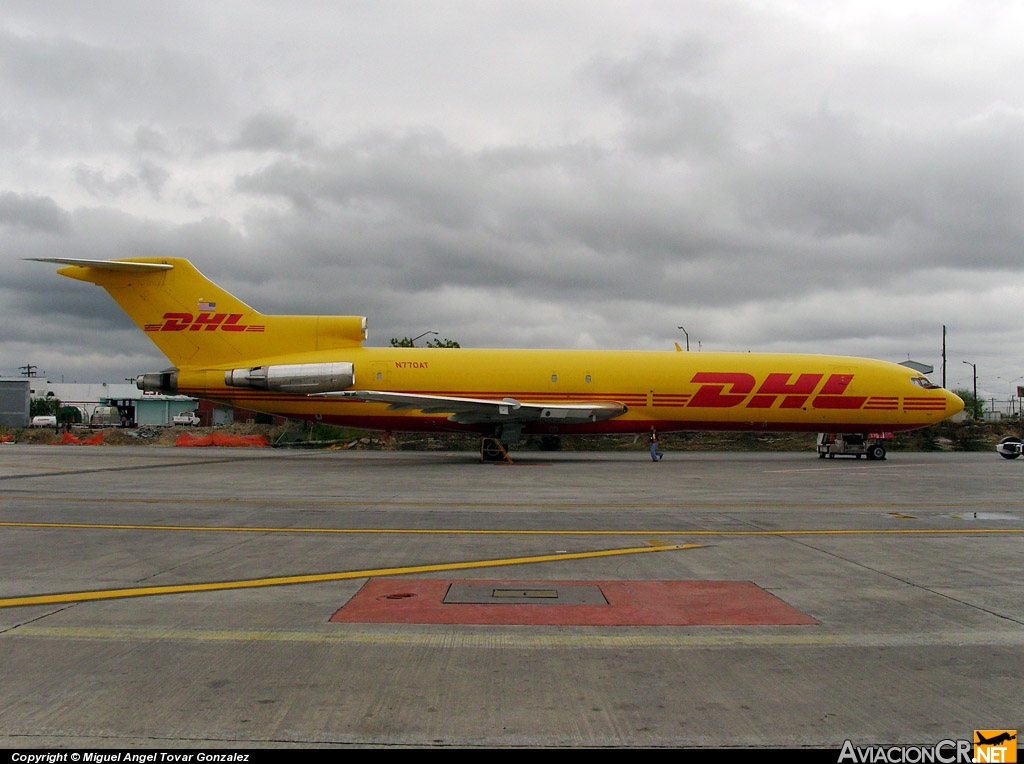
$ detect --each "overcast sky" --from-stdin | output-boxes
[3,1,1023,401]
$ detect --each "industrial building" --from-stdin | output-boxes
[3,378,201,428]
[0,378,31,428]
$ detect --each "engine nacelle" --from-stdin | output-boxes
[136,370,179,394]
[225,362,355,394]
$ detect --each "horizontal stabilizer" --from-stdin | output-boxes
[26,258,173,272]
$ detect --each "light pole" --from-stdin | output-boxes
[941,325,946,389]
[962,360,977,419]
[409,331,438,346]
[677,326,689,352]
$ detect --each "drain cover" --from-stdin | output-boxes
[443,583,608,605]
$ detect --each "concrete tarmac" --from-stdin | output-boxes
[0,444,1022,748]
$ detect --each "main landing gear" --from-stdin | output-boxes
[479,423,521,463]
[480,437,513,463]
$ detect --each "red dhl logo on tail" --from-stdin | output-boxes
[145,313,265,333]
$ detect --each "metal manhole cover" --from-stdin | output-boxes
[443,583,608,605]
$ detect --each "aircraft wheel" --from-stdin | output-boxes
[867,444,886,460]
[539,435,561,451]
[481,439,506,462]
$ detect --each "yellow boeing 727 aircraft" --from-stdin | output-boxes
[34,257,963,460]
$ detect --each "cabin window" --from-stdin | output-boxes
[551,374,558,383]
[585,374,592,383]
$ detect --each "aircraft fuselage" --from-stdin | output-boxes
[176,346,961,435]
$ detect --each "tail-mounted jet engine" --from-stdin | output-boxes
[224,362,355,394]
[136,370,179,394]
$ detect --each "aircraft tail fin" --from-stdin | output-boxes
[31,258,366,368]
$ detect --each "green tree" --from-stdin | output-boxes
[390,336,460,348]
[425,337,460,348]
[30,395,60,418]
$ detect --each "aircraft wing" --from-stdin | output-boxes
[315,390,627,425]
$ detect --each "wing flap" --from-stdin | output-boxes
[315,390,627,425]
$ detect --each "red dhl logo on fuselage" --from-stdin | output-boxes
[657,372,944,411]
[687,372,860,409]
[144,313,265,332]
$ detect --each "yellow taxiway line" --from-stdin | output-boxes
[1,520,1023,536]
[0,543,701,609]
[11,626,1024,649]
[3,520,1021,609]
[1,494,1020,510]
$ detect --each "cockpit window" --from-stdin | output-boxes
[910,376,939,389]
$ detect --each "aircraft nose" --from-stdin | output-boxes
[944,388,965,418]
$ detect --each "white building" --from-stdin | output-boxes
[28,379,198,427]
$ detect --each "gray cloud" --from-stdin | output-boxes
[2,1,1024,401]
[0,28,225,125]
[232,112,317,153]
[0,192,70,233]
[583,37,734,156]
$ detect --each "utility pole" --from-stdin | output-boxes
[941,325,946,389]
[18,364,38,378]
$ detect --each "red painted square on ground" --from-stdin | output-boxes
[330,579,818,626]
